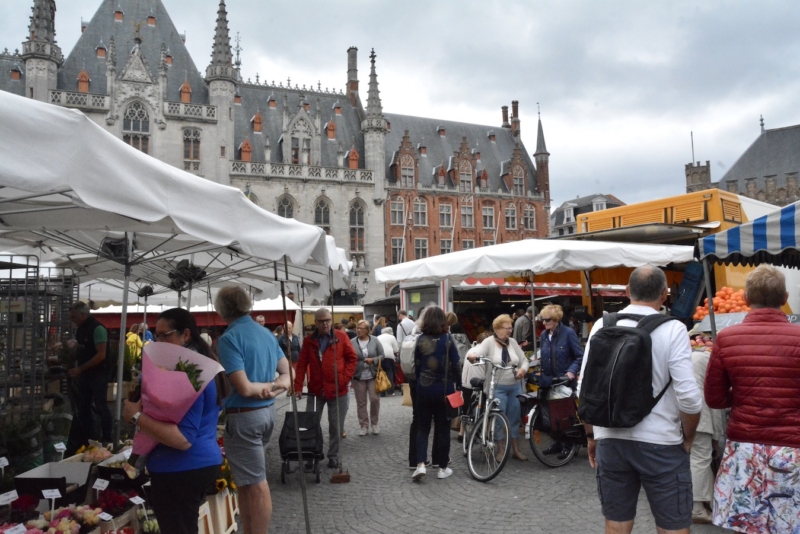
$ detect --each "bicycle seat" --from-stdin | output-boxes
[470,377,485,389]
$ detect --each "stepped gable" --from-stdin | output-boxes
[0,50,25,96]
[59,0,207,102]
[234,83,364,167]
[384,113,538,192]
[719,124,800,192]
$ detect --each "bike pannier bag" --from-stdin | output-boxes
[578,313,679,428]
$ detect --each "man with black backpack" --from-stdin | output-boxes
[577,265,702,534]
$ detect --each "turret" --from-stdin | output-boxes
[534,110,550,205]
[205,0,236,185]
[22,0,62,101]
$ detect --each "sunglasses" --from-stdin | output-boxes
[541,317,556,323]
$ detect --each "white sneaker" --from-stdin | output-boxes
[437,467,453,479]
[412,465,426,481]
[371,424,380,435]
[358,427,368,436]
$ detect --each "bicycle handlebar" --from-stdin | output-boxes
[473,356,517,372]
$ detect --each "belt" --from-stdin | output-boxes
[226,405,269,414]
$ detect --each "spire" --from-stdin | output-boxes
[28,0,57,43]
[760,115,765,134]
[366,48,383,117]
[535,106,549,157]
[206,0,235,82]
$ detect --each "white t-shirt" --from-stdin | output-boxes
[577,305,702,446]
[377,333,399,361]
[396,317,416,343]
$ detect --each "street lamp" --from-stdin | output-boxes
[352,276,370,304]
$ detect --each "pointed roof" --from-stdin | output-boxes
[28,0,57,43]
[535,116,549,156]
[365,48,383,117]
[206,0,236,82]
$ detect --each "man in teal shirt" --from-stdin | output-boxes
[215,286,290,534]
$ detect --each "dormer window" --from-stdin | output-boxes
[252,112,263,133]
[114,10,123,22]
[459,161,472,193]
[148,15,156,26]
[10,66,21,81]
[165,53,173,65]
[180,81,191,103]
[96,44,106,58]
[77,69,90,93]
[593,199,607,212]
[563,207,574,224]
[400,154,414,188]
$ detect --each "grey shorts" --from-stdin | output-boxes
[595,438,692,530]
[224,405,275,487]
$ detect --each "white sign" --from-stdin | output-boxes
[0,489,18,505]
[129,496,146,505]
[98,512,113,521]
[5,524,26,534]
[53,442,67,452]
[93,478,110,491]
[0,457,8,468]
[123,449,132,460]
[42,489,62,499]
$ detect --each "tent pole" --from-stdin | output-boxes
[702,259,718,341]
[281,268,312,534]
[530,270,537,356]
[142,295,147,340]
[187,280,193,309]
[114,262,131,447]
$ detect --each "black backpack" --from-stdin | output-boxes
[578,313,680,428]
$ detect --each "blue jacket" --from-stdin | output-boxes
[539,324,583,379]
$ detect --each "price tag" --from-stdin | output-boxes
[42,489,62,499]
[53,442,67,452]
[129,495,145,505]
[93,478,110,491]
[0,457,8,468]
[199,501,210,517]
[5,524,26,534]
[123,449,132,460]
[0,489,18,505]
[98,512,113,521]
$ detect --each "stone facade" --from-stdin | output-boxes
[1,0,552,302]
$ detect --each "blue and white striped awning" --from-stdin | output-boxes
[699,202,800,268]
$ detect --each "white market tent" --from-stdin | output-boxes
[375,239,696,284]
[0,90,350,440]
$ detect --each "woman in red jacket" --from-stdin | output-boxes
[705,265,800,533]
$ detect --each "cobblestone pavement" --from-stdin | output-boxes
[265,392,727,534]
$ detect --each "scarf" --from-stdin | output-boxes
[494,334,511,366]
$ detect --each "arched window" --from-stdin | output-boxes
[314,198,331,234]
[513,165,525,196]
[123,101,150,154]
[524,205,536,230]
[413,198,427,226]
[459,160,472,193]
[183,128,201,171]
[349,201,365,252]
[277,196,294,219]
[400,154,414,188]
[505,204,517,229]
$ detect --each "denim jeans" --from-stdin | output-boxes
[494,382,522,440]
[76,374,112,442]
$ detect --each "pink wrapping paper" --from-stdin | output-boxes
[132,343,224,455]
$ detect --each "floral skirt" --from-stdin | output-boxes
[713,440,800,533]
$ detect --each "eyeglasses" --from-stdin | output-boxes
[315,319,332,324]
[155,329,177,341]
[498,325,513,330]
[541,318,556,323]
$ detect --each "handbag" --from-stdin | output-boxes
[446,390,464,409]
[375,358,392,394]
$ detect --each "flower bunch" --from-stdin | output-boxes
[92,489,137,517]
[174,357,204,391]
[215,457,237,494]
[1,523,44,534]
[11,494,38,512]
[25,515,79,534]
[76,444,112,464]
[136,509,159,533]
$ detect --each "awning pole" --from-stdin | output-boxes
[114,261,131,447]
[281,261,312,534]
[186,280,193,309]
[530,270,537,356]
[702,258,718,341]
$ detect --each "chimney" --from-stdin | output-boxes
[510,100,520,137]
[438,125,446,137]
[501,106,510,128]
[347,47,359,106]
[418,137,426,155]
[512,100,519,118]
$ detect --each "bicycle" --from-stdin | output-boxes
[520,375,586,468]
[464,357,517,482]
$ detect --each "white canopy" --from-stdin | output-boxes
[375,239,695,284]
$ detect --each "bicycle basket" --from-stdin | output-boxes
[541,396,577,432]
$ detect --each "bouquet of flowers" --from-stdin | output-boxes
[132,343,223,456]
[76,443,112,464]
[91,489,138,518]
[215,457,237,494]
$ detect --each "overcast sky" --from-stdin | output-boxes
[3,0,798,209]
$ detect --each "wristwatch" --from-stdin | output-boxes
[130,411,142,425]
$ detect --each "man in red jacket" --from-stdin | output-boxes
[295,308,358,469]
[705,264,800,533]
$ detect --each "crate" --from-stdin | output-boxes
[207,489,237,534]
[198,500,216,534]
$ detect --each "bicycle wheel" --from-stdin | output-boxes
[461,404,478,456]
[528,407,580,467]
[466,411,511,482]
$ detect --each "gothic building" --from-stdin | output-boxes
[685,118,800,207]
[0,0,551,302]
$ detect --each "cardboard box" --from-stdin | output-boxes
[14,461,92,507]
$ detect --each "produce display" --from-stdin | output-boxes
[690,334,714,352]
[136,509,159,533]
[92,489,138,517]
[693,287,751,321]
[76,444,112,464]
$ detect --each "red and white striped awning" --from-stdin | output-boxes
[459,277,627,297]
